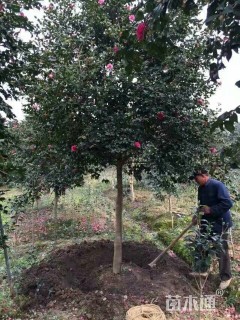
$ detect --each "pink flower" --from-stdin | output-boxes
[13,122,18,129]
[113,46,119,53]
[157,111,165,121]
[106,63,113,71]
[134,141,141,148]
[136,22,147,41]
[98,0,105,5]
[129,15,135,22]
[48,3,54,10]
[20,12,25,17]
[0,4,5,12]
[71,145,78,152]
[30,145,36,150]
[125,5,132,10]
[48,72,55,79]
[32,103,40,111]
[210,147,217,154]
[69,3,75,9]
[197,98,204,106]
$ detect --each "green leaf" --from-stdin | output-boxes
[232,44,239,54]
[224,120,235,133]
[206,0,219,25]
[223,5,234,15]
[10,4,21,12]
[125,64,133,75]
[153,2,167,19]
[229,112,238,123]
[218,111,230,121]
[183,0,197,14]
[226,48,232,61]
[235,80,240,88]
[205,14,219,24]
[136,11,144,22]
[210,119,222,133]
[145,0,156,13]
[235,106,240,114]
[121,30,129,39]
[220,150,225,162]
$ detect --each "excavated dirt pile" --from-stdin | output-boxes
[20,240,216,319]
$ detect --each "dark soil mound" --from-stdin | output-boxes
[20,240,216,320]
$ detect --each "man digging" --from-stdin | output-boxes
[189,168,233,290]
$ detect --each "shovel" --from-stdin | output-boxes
[148,221,194,269]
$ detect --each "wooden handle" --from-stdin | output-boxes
[148,221,194,268]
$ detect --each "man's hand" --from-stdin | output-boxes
[199,205,211,215]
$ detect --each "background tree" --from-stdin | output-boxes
[0,0,41,295]
[8,118,85,217]
[0,0,41,183]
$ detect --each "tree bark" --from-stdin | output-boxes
[169,195,173,228]
[53,189,59,220]
[113,159,123,274]
[129,172,135,202]
[31,205,35,247]
[0,212,14,296]
[35,197,40,210]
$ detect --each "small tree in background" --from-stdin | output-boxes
[0,0,41,295]
[8,118,85,217]
[0,0,42,182]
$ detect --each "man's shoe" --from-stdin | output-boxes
[219,278,232,290]
[189,271,208,277]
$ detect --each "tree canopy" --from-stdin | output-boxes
[0,0,41,185]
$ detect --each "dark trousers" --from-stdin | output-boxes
[218,232,232,280]
[194,232,232,280]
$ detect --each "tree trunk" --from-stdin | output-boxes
[31,202,35,247]
[0,212,14,296]
[111,168,116,190]
[129,172,135,202]
[169,195,173,228]
[113,159,123,274]
[53,189,59,220]
[35,197,40,210]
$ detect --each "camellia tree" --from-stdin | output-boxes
[8,117,85,218]
[22,0,217,273]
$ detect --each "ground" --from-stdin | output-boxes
[0,183,239,320]
[18,240,229,320]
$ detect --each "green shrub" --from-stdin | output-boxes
[157,229,192,264]
[153,219,172,229]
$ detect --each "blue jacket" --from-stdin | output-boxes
[198,178,233,233]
